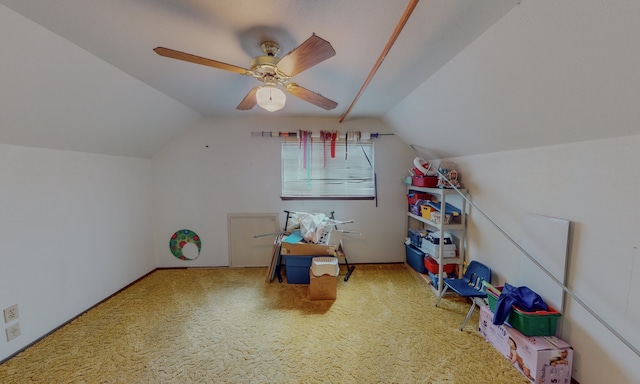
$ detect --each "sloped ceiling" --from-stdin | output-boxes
[0,0,520,158]
[387,0,640,160]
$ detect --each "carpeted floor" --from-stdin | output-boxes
[0,264,528,383]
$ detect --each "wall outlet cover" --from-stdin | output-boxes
[5,323,21,341]
[4,304,19,323]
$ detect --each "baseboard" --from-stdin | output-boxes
[0,268,159,365]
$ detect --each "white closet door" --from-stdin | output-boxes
[228,213,280,267]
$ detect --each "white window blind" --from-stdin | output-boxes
[281,141,375,199]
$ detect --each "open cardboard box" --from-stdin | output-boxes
[280,229,340,256]
[281,242,337,256]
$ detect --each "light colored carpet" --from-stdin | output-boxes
[0,264,528,383]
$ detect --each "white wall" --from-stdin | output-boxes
[0,4,201,159]
[151,116,413,268]
[455,139,640,383]
[0,144,155,362]
[0,4,198,362]
[385,0,640,382]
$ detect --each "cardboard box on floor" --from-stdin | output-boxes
[281,242,337,256]
[478,305,573,384]
[309,272,337,300]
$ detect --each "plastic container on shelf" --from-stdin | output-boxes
[405,244,427,274]
[426,231,453,245]
[411,176,438,188]
[407,192,432,204]
[420,205,434,220]
[425,201,461,216]
[408,229,424,247]
[423,255,455,275]
[429,211,451,225]
[420,241,456,259]
[409,199,429,216]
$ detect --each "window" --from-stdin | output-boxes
[281,140,375,199]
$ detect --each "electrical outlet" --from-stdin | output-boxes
[5,323,21,341]
[4,304,19,323]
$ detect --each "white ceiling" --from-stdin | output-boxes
[0,0,519,120]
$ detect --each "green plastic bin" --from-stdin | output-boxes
[486,286,561,336]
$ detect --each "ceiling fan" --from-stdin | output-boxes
[154,34,338,112]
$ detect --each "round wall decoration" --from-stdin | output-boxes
[169,229,202,260]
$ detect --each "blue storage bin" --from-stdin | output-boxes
[283,255,315,284]
[405,244,427,274]
[428,271,439,287]
[408,229,423,247]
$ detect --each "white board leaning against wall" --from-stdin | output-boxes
[518,213,570,335]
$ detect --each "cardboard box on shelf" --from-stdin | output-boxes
[309,272,337,300]
[478,305,573,383]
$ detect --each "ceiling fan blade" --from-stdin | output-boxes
[286,83,338,110]
[154,47,250,75]
[236,86,260,110]
[276,34,336,77]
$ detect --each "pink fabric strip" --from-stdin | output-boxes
[302,131,307,169]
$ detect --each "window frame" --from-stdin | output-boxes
[281,139,375,200]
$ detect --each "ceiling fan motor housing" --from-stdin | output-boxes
[250,56,289,85]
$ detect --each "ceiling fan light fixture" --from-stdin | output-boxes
[256,85,286,112]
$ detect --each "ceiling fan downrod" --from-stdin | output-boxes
[260,41,280,57]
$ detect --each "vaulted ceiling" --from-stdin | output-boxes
[1,0,518,118]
